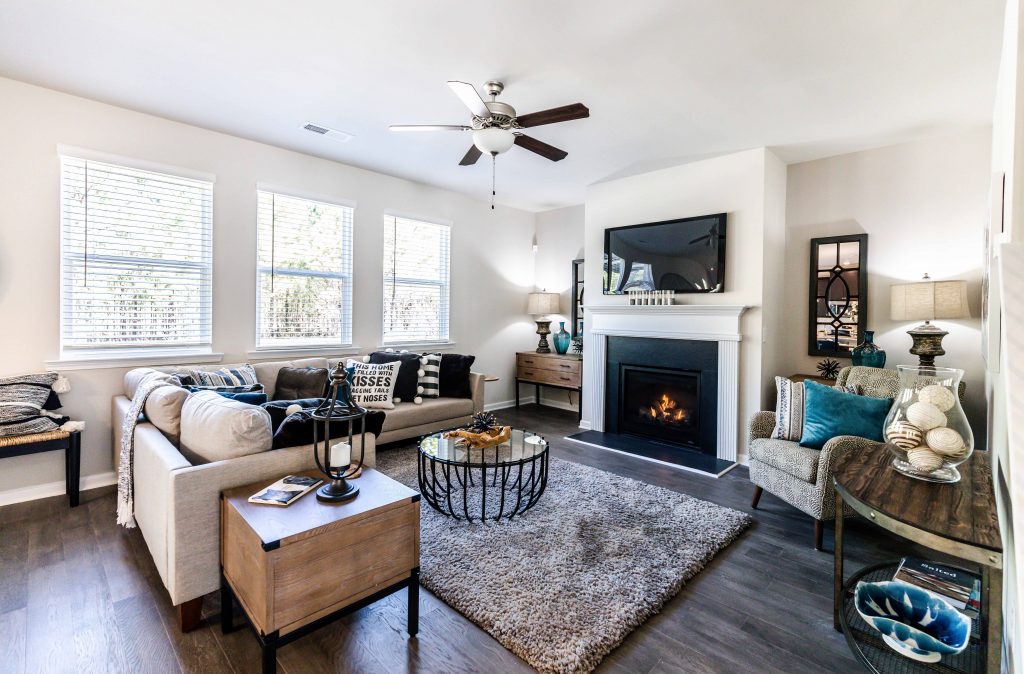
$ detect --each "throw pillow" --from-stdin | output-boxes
[270,407,386,450]
[799,380,892,450]
[184,383,264,394]
[196,364,259,388]
[273,367,329,401]
[771,376,806,441]
[419,353,441,398]
[0,372,68,437]
[368,351,423,403]
[261,398,324,433]
[345,360,400,410]
[438,353,476,399]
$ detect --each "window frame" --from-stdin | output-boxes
[57,146,215,360]
[381,211,452,347]
[254,184,356,351]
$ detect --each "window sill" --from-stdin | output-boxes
[247,346,362,359]
[378,341,458,352]
[46,350,224,371]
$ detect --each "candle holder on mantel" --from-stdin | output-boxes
[311,363,367,502]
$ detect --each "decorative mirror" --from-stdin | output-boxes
[808,234,868,357]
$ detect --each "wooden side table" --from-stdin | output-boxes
[833,445,1002,673]
[0,430,81,507]
[515,351,582,421]
[221,469,421,674]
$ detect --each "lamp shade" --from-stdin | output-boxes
[527,292,560,315]
[890,280,970,321]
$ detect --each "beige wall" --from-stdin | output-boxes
[0,77,538,501]
[582,148,788,458]
[782,129,992,442]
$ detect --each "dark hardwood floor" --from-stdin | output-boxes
[0,404,934,673]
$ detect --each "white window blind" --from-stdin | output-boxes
[60,155,213,352]
[257,190,353,348]
[382,215,451,344]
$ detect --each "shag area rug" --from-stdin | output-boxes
[376,445,751,674]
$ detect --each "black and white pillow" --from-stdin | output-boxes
[197,365,259,388]
[419,354,441,398]
[0,372,73,437]
[772,376,806,441]
[345,360,400,410]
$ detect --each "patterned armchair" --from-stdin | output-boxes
[747,366,899,550]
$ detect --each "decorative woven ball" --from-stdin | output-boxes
[886,421,923,450]
[907,446,944,472]
[926,427,967,457]
[918,384,956,412]
[906,401,947,431]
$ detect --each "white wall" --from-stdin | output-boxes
[0,77,538,501]
[583,148,788,458]
[531,205,585,411]
[782,129,992,442]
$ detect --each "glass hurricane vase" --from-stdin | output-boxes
[884,365,973,483]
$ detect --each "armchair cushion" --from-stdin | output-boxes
[750,438,820,483]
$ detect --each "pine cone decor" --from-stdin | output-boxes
[816,358,841,380]
[469,411,499,432]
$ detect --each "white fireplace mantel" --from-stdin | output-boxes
[582,304,748,463]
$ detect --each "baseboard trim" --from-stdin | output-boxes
[485,396,580,413]
[0,471,117,507]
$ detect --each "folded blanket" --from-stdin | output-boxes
[117,375,173,528]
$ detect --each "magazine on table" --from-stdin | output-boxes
[893,556,981,619]
[248,475,322,506]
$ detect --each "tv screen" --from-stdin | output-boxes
[603,214,726,294]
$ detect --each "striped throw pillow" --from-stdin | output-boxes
[419,354,441,398]
[197,365,259,388]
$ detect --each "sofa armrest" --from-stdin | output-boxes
[748,411,776,443]
[163,435,375,606]
[469,372,485,414]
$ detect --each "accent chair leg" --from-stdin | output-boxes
[750,486,763,509]
[814,519,824,551]
[177,596,204,632]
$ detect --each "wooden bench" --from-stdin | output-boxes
[0,430,82,506]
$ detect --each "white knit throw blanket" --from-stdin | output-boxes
[117,377,172,528]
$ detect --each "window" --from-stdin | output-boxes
[60,154,213,354]
[382,215,451,344]
[257,190,353,348]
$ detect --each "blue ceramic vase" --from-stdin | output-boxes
[852,330,886,368]
[553,322,571,355]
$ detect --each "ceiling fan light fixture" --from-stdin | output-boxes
[472,127,515,155]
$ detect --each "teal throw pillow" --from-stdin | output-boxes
[799,379,891,449]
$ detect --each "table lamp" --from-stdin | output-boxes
[889,274,970,367]
[527,292,560,353]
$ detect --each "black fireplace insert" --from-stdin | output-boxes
[619,365,701,449]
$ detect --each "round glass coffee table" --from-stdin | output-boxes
[417,427,549,522]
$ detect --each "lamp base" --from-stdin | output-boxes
[535,320,552,354]
[316,478,359,503]
[907,321,948,368]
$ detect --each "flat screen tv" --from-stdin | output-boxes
[603,213,727,294]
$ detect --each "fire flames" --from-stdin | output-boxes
[641,394,690,426]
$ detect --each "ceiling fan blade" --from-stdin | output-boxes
[459,145,483,166]
[389,124,471,132]
[514,135,568,162]
[447,81,490,119]
[515,103,589,128]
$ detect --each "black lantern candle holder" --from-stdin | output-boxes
[311,362,368,503]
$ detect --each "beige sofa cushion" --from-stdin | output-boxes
[381,397,474,433]
[124,367,175,398]
[144,386,190,445]
[179,391,272,464]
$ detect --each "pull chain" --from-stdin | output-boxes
[491,153,496,210]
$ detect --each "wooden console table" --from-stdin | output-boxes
[833,444,1002,673]
[515,351,582,421]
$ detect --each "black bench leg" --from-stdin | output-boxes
[66,431,81,508]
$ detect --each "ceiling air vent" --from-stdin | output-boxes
[301,122,353,143]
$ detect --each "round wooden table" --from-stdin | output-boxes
[833,444,1003,673]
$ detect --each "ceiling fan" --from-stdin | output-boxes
[389,80,589,165]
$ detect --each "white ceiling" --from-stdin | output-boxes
[0,1,1005,212]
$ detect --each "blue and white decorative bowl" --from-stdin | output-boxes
[854,580,971,662]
